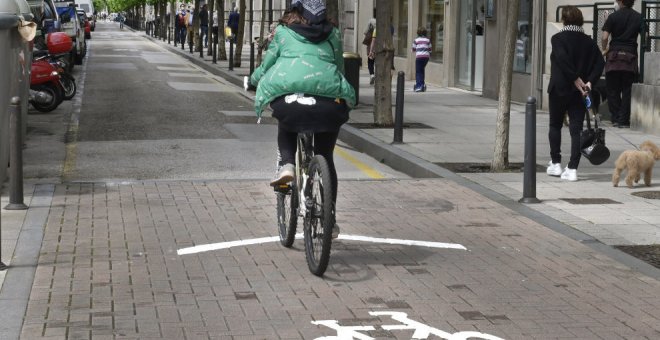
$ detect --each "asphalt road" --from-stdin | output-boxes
[61,23,407,183]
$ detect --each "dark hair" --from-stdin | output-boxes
[417,27,428,37]
[561,6,584,26]
[621,0,635,7]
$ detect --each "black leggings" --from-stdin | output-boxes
[548,92,585,169]
[278,126,339,203]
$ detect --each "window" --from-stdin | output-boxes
[395,0,409,57]
[513,0,533,73]
[420,0,445,62]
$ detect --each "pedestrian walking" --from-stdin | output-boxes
[363,17,376,85]
[601,0,642,128]
[185,8,194,48]
[175,6,187,45]
[546,6,605,182]
[412,26,431,92]
[227,3,239,43]
[249,0,356,237]
[199,4,209,48]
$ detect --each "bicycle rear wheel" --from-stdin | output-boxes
[276,183,298,247]
[303,155,335,276]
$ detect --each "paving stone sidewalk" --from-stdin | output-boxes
[17,179,660,339]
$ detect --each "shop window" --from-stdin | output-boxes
[395,0,409,57]
[513,0,533,74]
[420,0,445,62]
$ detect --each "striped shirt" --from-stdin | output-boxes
[412,36,431,59]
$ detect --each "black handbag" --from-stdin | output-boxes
[581,111,610,165]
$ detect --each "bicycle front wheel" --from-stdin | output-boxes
[304,155,335,276]
[276,183,298,247]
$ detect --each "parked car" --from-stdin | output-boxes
[77,9,91,39]
[28,0,61,38]
[74,0,95,31]
[54,2,85,65]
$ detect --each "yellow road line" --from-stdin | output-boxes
[335,147,385,179]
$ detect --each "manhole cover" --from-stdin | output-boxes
[348,122,434,129]
[435,162,545,173]
[631,191,660,199]
[560,198,621,204]
[614,245,660,269]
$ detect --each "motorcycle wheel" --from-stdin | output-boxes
[61,74,77,100]
[30,84,63,113]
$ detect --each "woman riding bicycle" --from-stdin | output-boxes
[250,0,355,237]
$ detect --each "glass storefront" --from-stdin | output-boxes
[419,0,445,62]
[396,0,408,57]
[456,0,485,90]
[513,0,533,74]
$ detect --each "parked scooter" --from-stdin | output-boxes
[29,32,72,112]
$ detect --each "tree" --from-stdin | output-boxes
[372,1,394,126]
[257,0,267,64]
[326,0,338,24]
[216,0,227,60]
[491,0,520,171]
[234,0,246,67]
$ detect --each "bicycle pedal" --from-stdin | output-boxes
[273,184,290,193]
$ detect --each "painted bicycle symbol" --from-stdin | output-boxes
[312,311,504,340]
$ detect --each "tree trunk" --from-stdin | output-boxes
[373,0,394,126]
[326,0,338,25]
[492,0,520,171]
[234,0,246,67]
[257,0,266,65]
[193,0,201,52]
[208,0,215,55]
[217,0,227,60]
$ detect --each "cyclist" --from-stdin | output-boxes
[250,0,355,237]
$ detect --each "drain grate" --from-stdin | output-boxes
[614,245,660,269]
[348,122,434,129]
[631,191,660,199]
[560,198,621,204]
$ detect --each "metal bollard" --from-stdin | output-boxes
[212,31,218,64]
[229,40,234,71]
[189,34,193,53]
[392,71,405,144]
[168,27,171,44]
[5,97,28,210]
[519,96,540,203]
[249,41,255,75]
[199,33,204,58]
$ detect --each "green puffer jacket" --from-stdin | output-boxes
[250,25,356,117]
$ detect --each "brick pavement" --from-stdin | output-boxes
[20,179,660,339]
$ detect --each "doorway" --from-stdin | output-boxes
[456,0,485,91]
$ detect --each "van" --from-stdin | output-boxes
[74,0,94,30]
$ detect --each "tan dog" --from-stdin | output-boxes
[612,140,660,188]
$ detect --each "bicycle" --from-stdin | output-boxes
[275,133,335,276]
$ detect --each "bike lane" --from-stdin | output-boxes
[18,178,660,339]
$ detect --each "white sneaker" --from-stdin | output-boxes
[270,163,295,187]
[546,162,562,176]
[560,167,578,181]
[369,75,375,85]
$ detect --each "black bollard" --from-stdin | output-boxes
[212,28,218,64]
[181,32,185,50]
[229,39,234,71]
[519,96,540,203]
[189,34,193,53]
[199,33,204,58]
[393,71,405,144]
[5,97,28,210]
[250,41,255,75]
[168,27,171,44]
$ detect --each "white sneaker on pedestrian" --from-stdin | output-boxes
[369,75,375,85]
[270,163,295,187]
[560,167,578,181]
[546,161,562,176]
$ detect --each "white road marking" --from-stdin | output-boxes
[177,234,466,255]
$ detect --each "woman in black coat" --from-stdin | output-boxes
[547,6,605,181]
